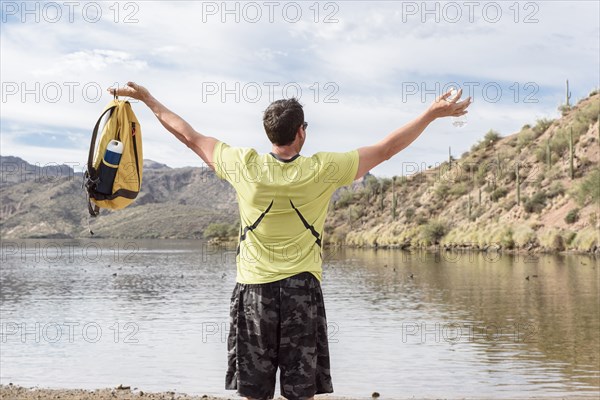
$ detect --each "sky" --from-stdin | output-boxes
[1,0,599,177]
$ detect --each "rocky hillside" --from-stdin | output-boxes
[324,91,600,254]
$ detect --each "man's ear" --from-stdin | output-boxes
[297,126,305,142]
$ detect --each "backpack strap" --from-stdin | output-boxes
[131,122,141,191]
[87,105,117,174]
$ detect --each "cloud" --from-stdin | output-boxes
[32,49,148,77]
[0,0,598,178]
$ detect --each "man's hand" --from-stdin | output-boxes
[426,88,472,120]
[107,82,151,103]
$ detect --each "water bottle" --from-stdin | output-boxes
[97,140,123,194]
[446,87,467,128]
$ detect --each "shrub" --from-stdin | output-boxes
[415,214,428,225]
[204,223,236,239]
[503,199,517,211]
[405,207,415,221]
[435,183,451,200]
[552,234,566,251]
[501,228,515,249]
[491,187,508,202]
[590,212,598,227]
[381,178,392,192]
[449,182,468,197]
[573,168,600,206]
[547,182,565,199]
[558,104,572,116]
[565,208,579,224]
[484,129,502,143]
[336,190,355,208]
[550,129,570,156]
[421,220,449,245]
[532,118,554,137]
[577,98,600,125]
[516,129,535,151]
[566,231,577,245]
[471,130,502,152]
[524,192,548,213]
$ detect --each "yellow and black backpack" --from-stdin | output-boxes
[84,98,143,218]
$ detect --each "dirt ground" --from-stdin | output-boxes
[2,384,599,400]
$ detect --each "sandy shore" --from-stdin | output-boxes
[2,384,599,400]
[0,384,223,400]
[0,384,357,400]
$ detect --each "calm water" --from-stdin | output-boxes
[1,239,598,399]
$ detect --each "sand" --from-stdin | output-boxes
[1,384,598,400]
[0,384,354,400]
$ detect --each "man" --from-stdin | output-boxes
[109,82,471,400]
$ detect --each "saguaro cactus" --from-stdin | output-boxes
[569,127,574,180]
[516,162,521,205]
[546,138,552,168]
[391,177,397,220]
[566,79,572,108]
[467,193,472,219]
[449,146,452,168]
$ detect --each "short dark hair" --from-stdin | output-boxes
[262,98,304,146]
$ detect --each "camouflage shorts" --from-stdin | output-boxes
[225,272,333,400]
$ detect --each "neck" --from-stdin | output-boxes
[271,144,300,159]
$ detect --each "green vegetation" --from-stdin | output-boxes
[449,182,468,197]
[204,222,237,239]
[500,227,515,249]
[471,130,501,152]
[565,208,580,224]
[336,190,355,208]
[573,167,600,206]
[516,128,535,151]
[547,182,565,199]
[490,187,508,202]
[524,192,548,214]
[421,220,449,245]
[532,118,554,137]
[405,207,415,221]
[435,182,450,200]
[484,130,502,144]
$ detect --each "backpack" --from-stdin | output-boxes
[84,98,143,218]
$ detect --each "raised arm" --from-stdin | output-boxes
[108,82,218,169]
[355,88,471,180]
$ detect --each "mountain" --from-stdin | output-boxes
[0,158,237,239]
[0,156,80,188]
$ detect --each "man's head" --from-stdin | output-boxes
[263,98,305,147]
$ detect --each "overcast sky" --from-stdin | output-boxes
[1,0,599,177]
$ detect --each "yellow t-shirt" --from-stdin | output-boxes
[212,141,359,284]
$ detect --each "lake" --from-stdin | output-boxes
[1,239,598,398]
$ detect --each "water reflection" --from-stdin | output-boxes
[322,247,599,396]
[0,239,598,398]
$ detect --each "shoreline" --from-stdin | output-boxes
[1,384,599,400]
[2,237,598,258]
